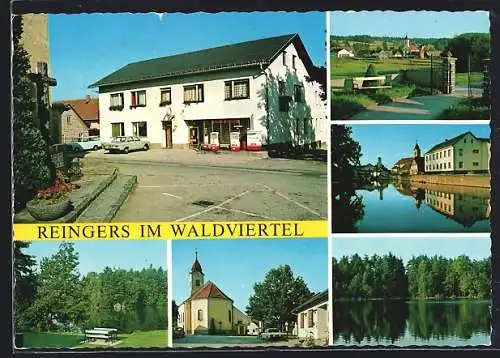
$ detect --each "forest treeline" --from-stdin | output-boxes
[15,242,168,333]
[333,253,490,300]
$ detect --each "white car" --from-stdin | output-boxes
[103,136,151,154]
[70,136,102,152]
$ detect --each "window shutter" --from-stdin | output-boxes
[131,92,136,107]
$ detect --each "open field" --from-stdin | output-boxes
[21,330,169,349]
[330,57,431,79]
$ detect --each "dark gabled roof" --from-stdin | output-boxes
[425,131,490,154]
[291,289,328,314]
[89,34,313,88]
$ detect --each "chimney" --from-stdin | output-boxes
[85,94,91,103]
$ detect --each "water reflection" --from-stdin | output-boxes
[85,305,167,333]
[333,180,490,233]
[333,300,490,346]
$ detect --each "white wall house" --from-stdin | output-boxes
[424,131,490,174]
[336,49,355,58]
[292,290,329,342]
[89,34,327,150]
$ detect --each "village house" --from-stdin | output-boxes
[54,96,100,143]
[424,131,490,174]
[403,35,421,57]
[89,34,327,150]
[335,48,355,58]
[291,290,329,343]
[177,253,253,336]
[392,143,425,176]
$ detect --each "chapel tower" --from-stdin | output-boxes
[189,250,205,295]
[413,142,421,158]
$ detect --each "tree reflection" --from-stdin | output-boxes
[332,187,365,233]
[334,300,490,345]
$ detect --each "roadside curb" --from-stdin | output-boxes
[63,168,119,223]
[101,175,138,222]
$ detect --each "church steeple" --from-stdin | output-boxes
[189,250,205,295]
[413,141,421,158]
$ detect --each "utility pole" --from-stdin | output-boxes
[430,55,433,95]
[468,52,472,97]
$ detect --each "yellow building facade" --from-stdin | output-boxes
[177,254,252,335]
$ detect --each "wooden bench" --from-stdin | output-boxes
[85,328,117,343]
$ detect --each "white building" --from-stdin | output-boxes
[336,49,355,58]
[424,131,490,174]
[89,34,327,150]
[292,290,329,342]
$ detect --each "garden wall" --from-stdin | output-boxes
[401,68,442,89]
[410,174,490,188]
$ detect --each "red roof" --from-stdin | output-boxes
[57,97,99,122]
[409,44,420,52]
[191,281,233,301]
[394,157,414,169]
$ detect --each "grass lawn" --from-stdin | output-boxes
[78,330,169,349]
[455,72,483,85]
[439,96,490,120]
[21,331,85,348]
[331,84,417,119]
[331,57,431,79]
[20,330,169,349]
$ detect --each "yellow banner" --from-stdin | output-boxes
[13,221,328,241]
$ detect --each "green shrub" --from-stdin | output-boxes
[364,64,379,87]
[440,97,490,120]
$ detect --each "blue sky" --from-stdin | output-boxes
[347,123,491,167]
[24,241,167,275]
[172,239,327,312]
[332,237,491,264]
[330,11,490,38]
[48,12,326,100]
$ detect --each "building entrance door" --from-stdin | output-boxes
[163,121,173,149]
[189,127,199,148]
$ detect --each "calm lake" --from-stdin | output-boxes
[333,181,490,233]
[333,300,491,346]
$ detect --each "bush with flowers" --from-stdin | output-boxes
[32,171,80,204]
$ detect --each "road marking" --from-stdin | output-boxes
[174,190,251,222]
[216,207,272,219]
[262,184,324,218]
[162,192,183,200]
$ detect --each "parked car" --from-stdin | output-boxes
[70,136,102,152]
[173,327,185,339]
[102,136,151,154]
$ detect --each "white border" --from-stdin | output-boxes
[332,120,491,125]
[325,10,334,348]
[167,240,173,348]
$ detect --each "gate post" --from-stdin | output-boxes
[441,51,457,94]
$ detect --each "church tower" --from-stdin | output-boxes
[404,34,410,49]
[413,142,421,158]
[189,250,205,295]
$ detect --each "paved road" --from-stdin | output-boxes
[83,151,327,222]
[349,94,464,120]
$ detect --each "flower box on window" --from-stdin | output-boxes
[109,105,124,111]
